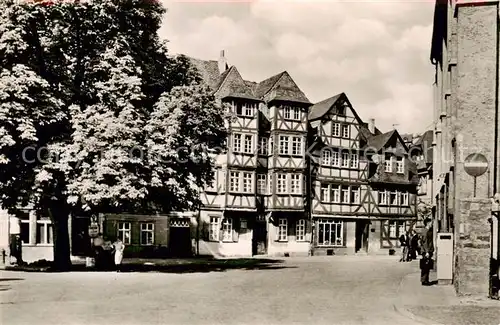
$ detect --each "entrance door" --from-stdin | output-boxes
[355,220,369,253]
[252,217,267,255]
[169,219,192,257]
[72,216,92,256]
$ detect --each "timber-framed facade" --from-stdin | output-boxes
[193,51,418,257]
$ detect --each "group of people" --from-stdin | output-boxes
[93,233,125,272]
[399,229,420,262]
[399,218,435,286]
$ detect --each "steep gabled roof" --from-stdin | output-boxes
[366,130,397,152]
[308,93,343,121]
[188,58,221,90]
[254,72,285,98]
[215,66,260,101]
[253,71,310,104]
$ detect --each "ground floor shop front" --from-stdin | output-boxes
[1,208,417,263]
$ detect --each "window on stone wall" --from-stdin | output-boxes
[222,218,233,242]
[117,222,131,244]
[296,219,306,241]
[209,217,220,241]
[19,211,30,245]
[278,218,288,241]
[36,218,53,245]
[317,219,343,246]
[140,223,154,246]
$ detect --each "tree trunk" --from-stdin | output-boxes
[50,208,72,271]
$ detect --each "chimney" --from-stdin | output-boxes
[218,50,227,74]
[368,118,375,134]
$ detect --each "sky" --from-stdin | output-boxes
[159,0,436,135]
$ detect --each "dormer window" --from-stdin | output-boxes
[396,157,404,174]
[384,155,393,172]
[283,105,300,121]
[342,124,350,138]
[233,102,256,117]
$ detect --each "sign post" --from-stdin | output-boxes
[464,153,489,197]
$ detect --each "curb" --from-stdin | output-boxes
[392,303,443,325]
[394,273,445,325]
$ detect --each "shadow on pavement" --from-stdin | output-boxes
[97,258,292,274]
[0,278,24,282]
[5,258,294,274]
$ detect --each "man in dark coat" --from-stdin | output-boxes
[399,231,409,262]
[420,218,434,286]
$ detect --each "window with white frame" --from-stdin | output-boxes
[242,172,253,193]
[342,124,350,138]
[36,218,53,245]
[209,217,220,241]
[341,187,350,203]
[222,218,233,242]
[279,135,289,155]
[244,135,253,154]
[278,218,288,241]
[385,155,393,172]
[277,173,287,194]
[233,102,243,115]
[322,149,332,165]
[351,186,360,204]
[230,171,240,192]
[117,222,131,244]
[341,152,350,167]
[284,106,291,119]
[318,219,343,246]
[259,137,268,155]
[402,192,409,205]
[332,150,340,167]
[296,219,306,241]
[378,190,388,205]
[389,221,397,238]
[290,174,301,194]
[350,153,359,168]
[257,174,268,194]
[233,133,242,153]
[292,107,300,120]
[321,184,330,202]
[244,103,255,117]
[382,220,407,245]
[390,191,398,205]
[396,157,404,173]
[331,184,341,203]
[291,136,302,156]
[140,223,154,245]
[332,123,340,137]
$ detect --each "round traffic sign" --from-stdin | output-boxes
[464,153,488,177]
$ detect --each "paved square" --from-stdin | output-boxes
[1,256,422,325]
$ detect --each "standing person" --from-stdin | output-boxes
[93,233,104,270]
[399,231,409,262]
[420,218,434,286]
[112,238,125,272]
[410,230,419,260]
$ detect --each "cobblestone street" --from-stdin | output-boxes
[1,256,421,325]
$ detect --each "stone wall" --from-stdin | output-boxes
[454,198,492,296]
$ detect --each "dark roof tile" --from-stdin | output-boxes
[308,93,343,121]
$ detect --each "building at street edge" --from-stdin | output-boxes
[0,51,421,263]
[430,0,500,298]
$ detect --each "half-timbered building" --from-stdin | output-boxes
[190,51,418,257]
[308,94,418,255]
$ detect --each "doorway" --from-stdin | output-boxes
[169,226,192,257]
[355,220,370,253]
[252,218,267,255]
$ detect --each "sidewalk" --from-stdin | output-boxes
[394,263,500,325]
